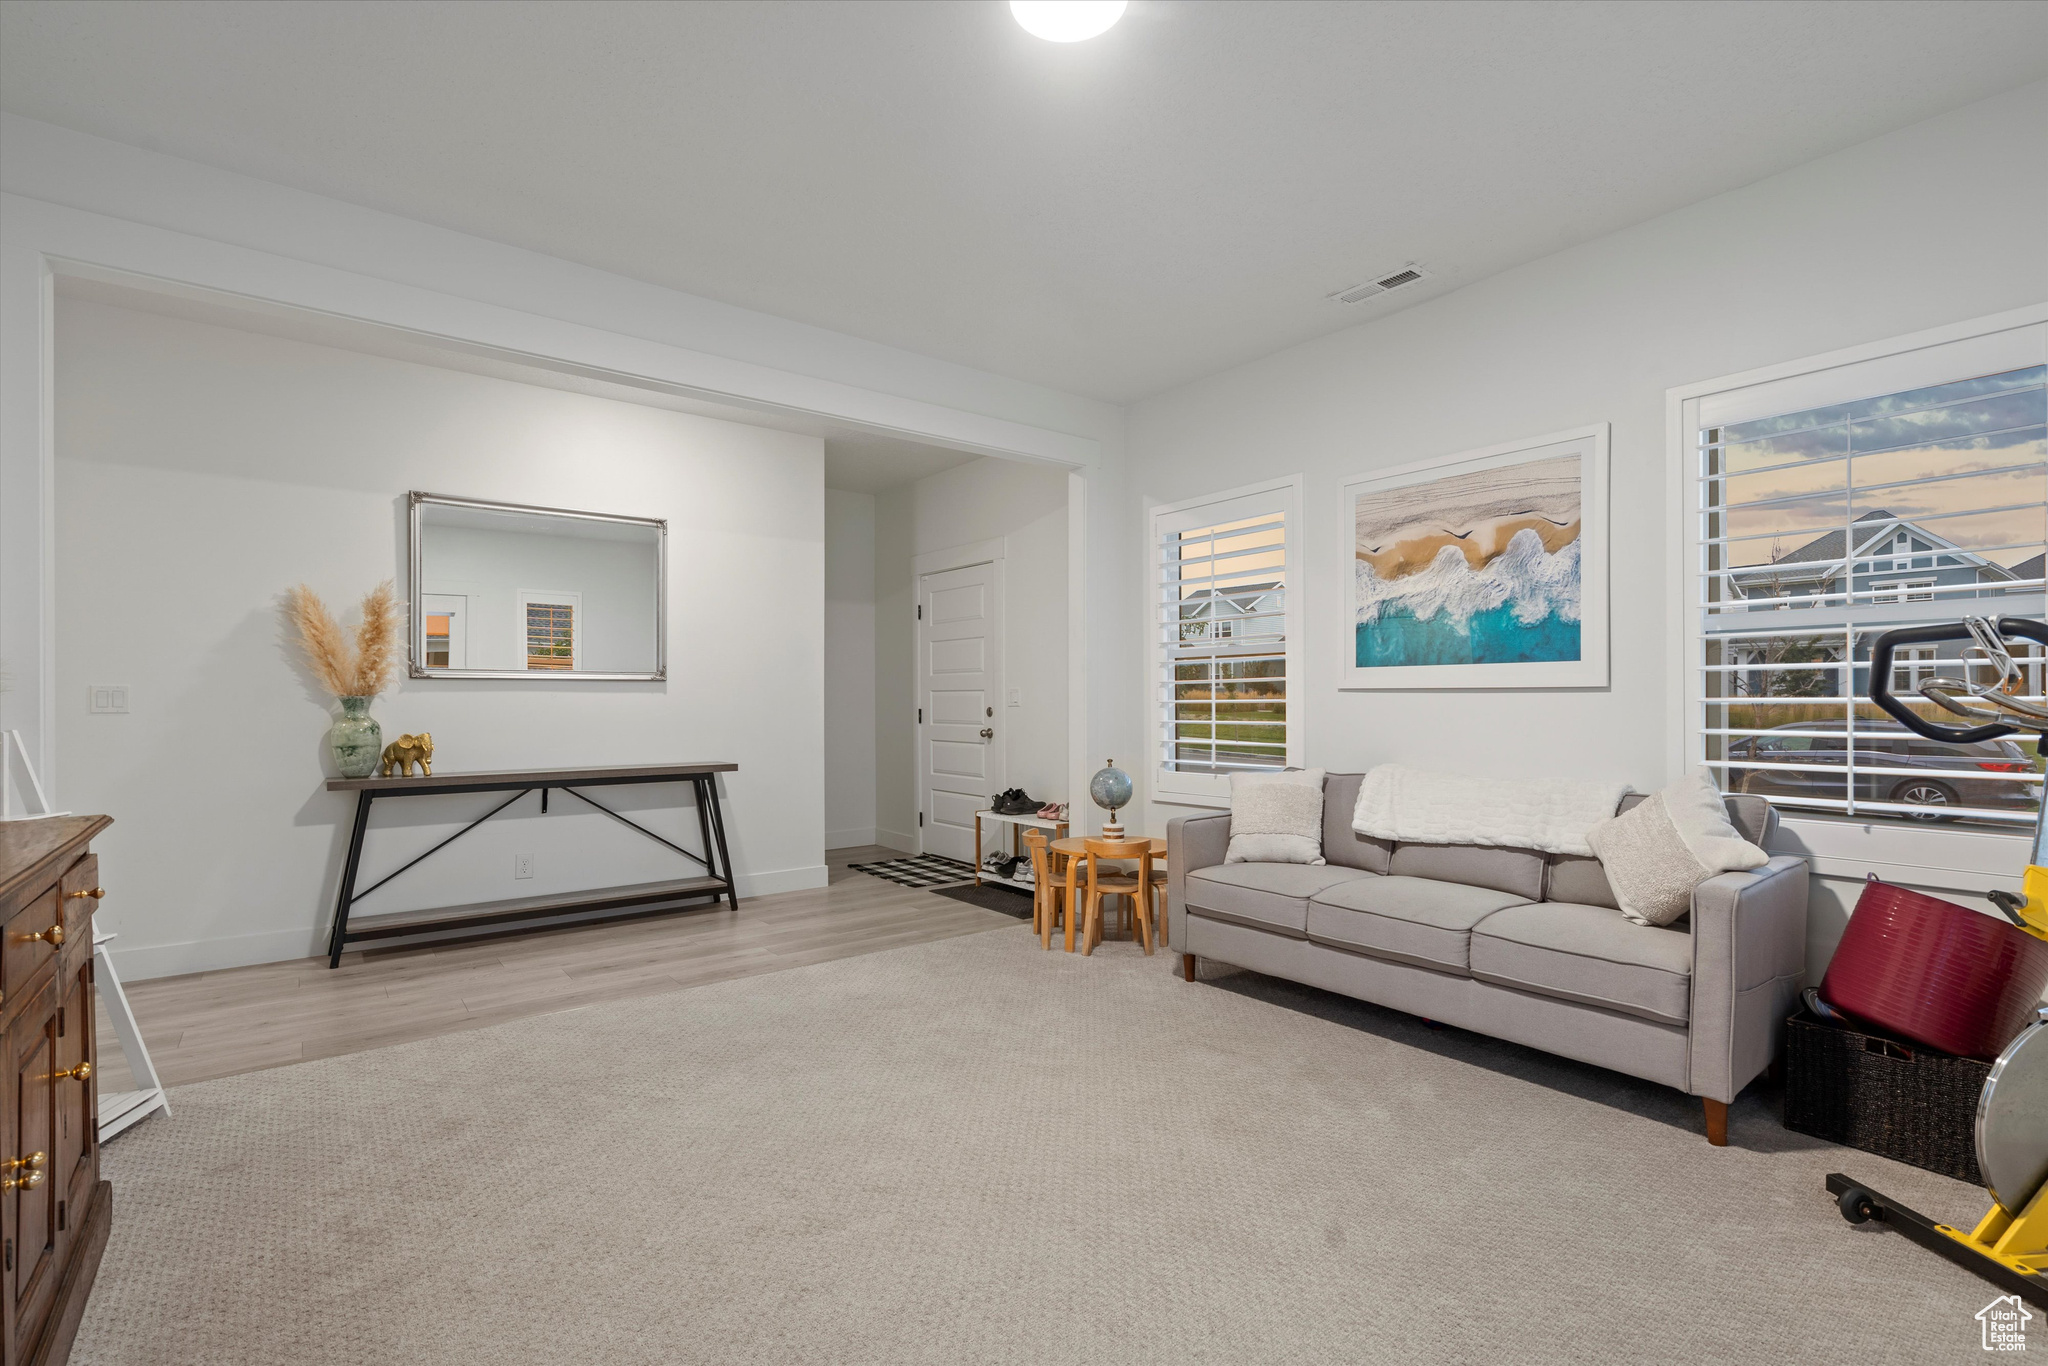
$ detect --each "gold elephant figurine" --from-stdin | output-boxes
[380,732,433,777]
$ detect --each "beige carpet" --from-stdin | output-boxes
[77,926,2000,1365]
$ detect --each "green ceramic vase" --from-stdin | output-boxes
[330,696,382,778]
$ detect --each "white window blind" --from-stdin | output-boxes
[1693,346,2046,829]
[1151,478,1302,802]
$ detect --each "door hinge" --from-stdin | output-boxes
[6,1239,13,1272]
[917,708,923,724]
[56,1008,64,1038]
[56,1202,64,1233]
[916,604,922,619]
[918,812,924,827]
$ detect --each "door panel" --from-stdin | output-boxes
[928,637,985,674]
[55,966,93,1227]
[929,690,985,726]
[919,561,1001,863]
[929,583,986,623]
[10,995,56,1327]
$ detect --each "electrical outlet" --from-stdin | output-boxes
[87,685,129,715]
[514,852,534,880]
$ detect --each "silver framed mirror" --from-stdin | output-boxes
[407,492,666,681]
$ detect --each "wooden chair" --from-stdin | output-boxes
[1151,861,1169,950]
[1071,836,1157,956]
[1021,829,1067,950]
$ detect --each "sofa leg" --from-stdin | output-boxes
[1703,1097,1729,1147]
[1181,953,1196,982]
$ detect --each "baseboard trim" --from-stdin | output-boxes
[873,827,917,854]
[825,826,878,849]
[111,862,833,980]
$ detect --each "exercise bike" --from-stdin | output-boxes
[1828,617,2048,1308]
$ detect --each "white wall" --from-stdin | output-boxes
[56,297,827,978]
[824,487,877,848]
[875,457,1069,851]
[1123,81,2048,975]
[0,114,1125,838]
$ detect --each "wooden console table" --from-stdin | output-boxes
[323,762,738,968]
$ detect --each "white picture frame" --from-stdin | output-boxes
[1339,423,1609,690]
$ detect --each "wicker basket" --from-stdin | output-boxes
[1782,1009,1989,1185]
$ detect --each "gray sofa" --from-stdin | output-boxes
[1166,774,1809,1145]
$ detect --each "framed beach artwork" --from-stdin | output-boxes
[1340,423,1609,689]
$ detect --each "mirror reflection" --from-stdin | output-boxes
[409,494,665,679]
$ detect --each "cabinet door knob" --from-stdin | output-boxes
[3,1152,45,1174]
[65,887,104,901]
[17,924,62,948]
[51,1063,90,1083]
[2,1169,43,1193]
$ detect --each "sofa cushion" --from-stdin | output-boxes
[1307,876,1533,973]
[1186,863,1378,937]
[1587,774,1770,927]
[1387,841,1545,901]
[1545,854,1621,910]
[1544,792,1775,910]
[1722,793,1775,846]
[1227,768,1327,865]
[1470,901,1693,1025]
[1321,773,1393,874]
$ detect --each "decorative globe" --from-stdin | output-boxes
[1089,760,1132,815]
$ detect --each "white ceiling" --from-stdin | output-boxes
[5,2,2045,404]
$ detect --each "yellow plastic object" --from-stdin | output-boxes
[1936,1182,2048,1280]
[2018,865,2048,943]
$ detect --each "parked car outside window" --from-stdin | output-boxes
[1726,720,2042,822]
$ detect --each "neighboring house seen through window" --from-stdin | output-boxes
[1690,334,2045,829]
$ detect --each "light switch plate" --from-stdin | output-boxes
[87,685,129,715]
[1008,688,1021,707]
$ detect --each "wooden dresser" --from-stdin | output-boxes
[0,818,112,1366]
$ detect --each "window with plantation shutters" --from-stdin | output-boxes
[519,592,580,671]
[1685,322,2046,832]
[1150,477,1304,802]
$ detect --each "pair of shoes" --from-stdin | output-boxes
[990,788,1039,815]
[1036,802,1068,822]
[983,852,1020,878]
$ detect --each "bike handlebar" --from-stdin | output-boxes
[1866,618,2048,744]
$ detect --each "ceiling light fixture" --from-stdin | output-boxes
[1011,1,1127,43]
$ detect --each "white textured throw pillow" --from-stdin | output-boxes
[1226,769,1327,865]
[1585,773,1768,926]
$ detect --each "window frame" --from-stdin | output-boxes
[1147,474,1306,808]
[1667,303,2048,878]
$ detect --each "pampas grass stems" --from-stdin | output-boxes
[289,582,403,699]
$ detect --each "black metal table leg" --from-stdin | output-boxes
[691,776,719,902]
[327,791,373,968]
[705,775,738,908]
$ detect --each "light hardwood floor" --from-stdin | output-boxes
[94,847,1017,1090]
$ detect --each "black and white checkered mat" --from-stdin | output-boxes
[846,854,977,889]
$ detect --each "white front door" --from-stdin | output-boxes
[919,561,1002,863]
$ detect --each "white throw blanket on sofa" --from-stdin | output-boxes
[1351,764,1629,857]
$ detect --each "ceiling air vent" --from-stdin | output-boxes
[1329,264,1430,306]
